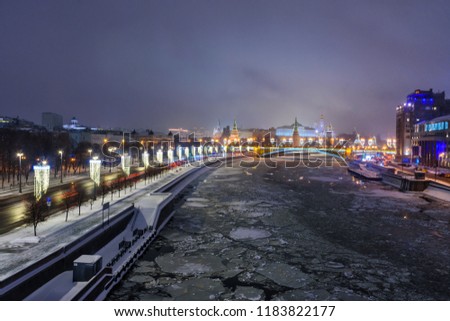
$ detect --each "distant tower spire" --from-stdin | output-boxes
[319,114,324,128]
[326,123,334,148]
[213,119,222,139]
[293,116,300,147]
[229,118,240,143]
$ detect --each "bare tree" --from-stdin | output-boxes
[117,175,123,197]
[144,167,149,185]
[100,179,108,205]
[62,190,76,222]
[75,183,87,216]
[110,182,115,201]
[26,195,48,236]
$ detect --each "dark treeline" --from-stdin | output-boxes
[0,129,94,189]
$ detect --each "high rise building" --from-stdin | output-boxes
[396,104,414,161]
[395,89,449,161]
[42,112,63,132]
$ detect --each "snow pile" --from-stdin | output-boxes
[9,236,41,245]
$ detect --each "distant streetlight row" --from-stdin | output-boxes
[16,149,96,191]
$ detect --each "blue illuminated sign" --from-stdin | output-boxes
[425,121,449,132]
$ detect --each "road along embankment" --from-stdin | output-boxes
[0,159,224,300]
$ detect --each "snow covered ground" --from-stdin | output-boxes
[108,158,450,301]
[0,166,195,282]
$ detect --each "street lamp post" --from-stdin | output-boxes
[58,150,63,183]
[17,153,23,193]
[108,147,114,172]
[87,149,92,173]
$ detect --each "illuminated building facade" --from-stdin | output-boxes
[275,117,329,146]
[396,104,414,160]
[412,115,450,168]
[396,89,450,161]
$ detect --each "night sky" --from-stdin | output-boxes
[1,0,450,137]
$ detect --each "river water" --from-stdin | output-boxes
[107,157,450,300]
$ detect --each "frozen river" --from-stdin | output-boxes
[108,157,450,300]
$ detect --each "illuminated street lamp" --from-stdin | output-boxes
[17,153,23,193]
[88,149,92,158]
[58,150,63,183]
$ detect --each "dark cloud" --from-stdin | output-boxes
[1,0,450,137]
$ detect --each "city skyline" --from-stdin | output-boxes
[2,1,450,136]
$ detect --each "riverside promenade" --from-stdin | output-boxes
[0,159,222,300]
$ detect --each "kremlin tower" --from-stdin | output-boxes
[293,117,300,147]
[229,119,240,143]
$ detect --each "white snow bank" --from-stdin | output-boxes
[9,236,41,244]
